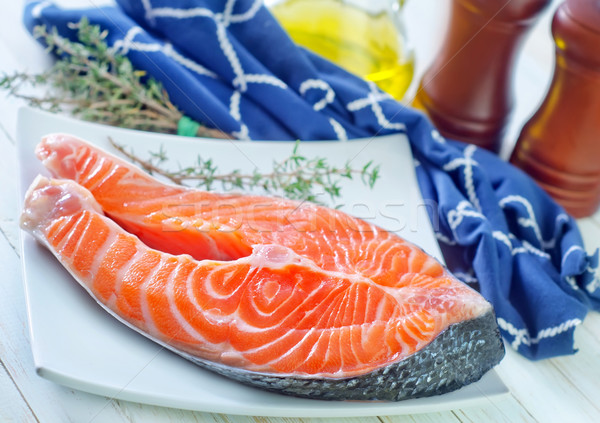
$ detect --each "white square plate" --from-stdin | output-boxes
[17,107,508,417]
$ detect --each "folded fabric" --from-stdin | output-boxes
[24,0,600,360]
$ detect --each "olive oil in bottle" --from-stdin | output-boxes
[267,0,414,101]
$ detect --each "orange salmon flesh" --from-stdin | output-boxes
[21,134,492,379]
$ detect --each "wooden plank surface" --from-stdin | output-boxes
[0,361,38,423]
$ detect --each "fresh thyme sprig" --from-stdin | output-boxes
[0,18,381,203]
[109,138,380,204]
[0,18,228,139]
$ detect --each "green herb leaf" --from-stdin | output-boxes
[0,18,229,139]
[109,138,381,205]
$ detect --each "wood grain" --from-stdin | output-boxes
[495,344,600,423]
[0,361,38,423]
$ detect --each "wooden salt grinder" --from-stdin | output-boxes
[413,0,552,152]
[510,0,600,218]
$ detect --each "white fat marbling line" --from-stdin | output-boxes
[139,256,165,337]
[54,212,87,253]
[166,261,207,342]
[88,230,117,287]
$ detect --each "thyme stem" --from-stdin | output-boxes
[0,18,230,139]
[109,138,380,204]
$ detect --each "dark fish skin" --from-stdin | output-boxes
[186,309,505,401]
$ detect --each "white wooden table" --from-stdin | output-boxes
[2,1,600,422]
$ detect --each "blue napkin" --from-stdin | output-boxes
[24,0,600,360]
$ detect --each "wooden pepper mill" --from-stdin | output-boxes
[413,0,552,152]
[510,0,600,218]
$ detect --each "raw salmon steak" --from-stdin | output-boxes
[20,134,505,401]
